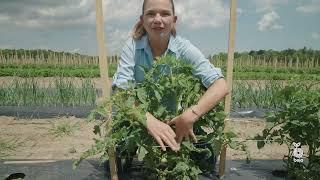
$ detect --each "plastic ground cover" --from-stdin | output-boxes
[0,159,288,180]
[0,106,269,119]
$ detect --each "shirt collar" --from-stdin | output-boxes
[135,33,178,54]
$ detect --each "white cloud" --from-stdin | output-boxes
[103,0,141,21]
[0,0,139,29]
[71,48,80,53]
[312,32,320,39]
[296,0,320,13]
[257,11,283,31]
[0,0,252,54]
[175,0,229,29]
[251,0,286,32]
[0,0,95,28]
[252,0,288,13]
[106,28,131,54]
[0,0,233,30]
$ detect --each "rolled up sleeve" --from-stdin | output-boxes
[112,39,135,90]
[181,41,224,88]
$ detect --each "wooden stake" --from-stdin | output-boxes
[95,0,118,180]
[219,0,237,179]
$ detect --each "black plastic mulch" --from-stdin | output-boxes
[0,159,288,180]
[0,106,271,119]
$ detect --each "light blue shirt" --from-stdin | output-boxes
[112,33,224,90]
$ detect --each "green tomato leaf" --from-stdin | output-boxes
[154,90,162,101]
[93,125,101,136]
[257,140,265,149]
[137,146,148,161]
[136,88,147,104]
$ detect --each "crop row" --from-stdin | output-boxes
[0,78,96,106]
[0,63,117,78]
[233,72,320,81]
[1,64,319,80]
[1,79,319,109]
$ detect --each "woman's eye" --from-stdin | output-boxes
[146,12,155,16]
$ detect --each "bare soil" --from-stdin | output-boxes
[0,116,98,160]
[0,116,289,161]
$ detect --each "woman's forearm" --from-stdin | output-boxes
[192,78,229,117]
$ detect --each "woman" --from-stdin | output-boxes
[112,0,229,152]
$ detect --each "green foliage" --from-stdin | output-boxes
[2,63,320,80]
[48,122,81,138]
[0,138,22,159]
[75,55,246,179]
[0,49,94,60]
[0,63,118,78]
[1,48,319,79]
[233,72,320,81]
[233,66,320,74]
[232,80,285,109]
[211,47,320,63]
[0,78,96,106]
[255,82,320,179]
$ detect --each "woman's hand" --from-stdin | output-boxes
[146,112,180,152]
[168,107,199,143]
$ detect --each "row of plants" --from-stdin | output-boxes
[0,78,96,106]
[2,47,320,67]
[3,63,319,75]
[232,80,285,109]
[1,65,320,81]
[232,66,320,74]
[210,47,320,64]
[234,72,320,81]
[0,49,99,65]
[255,83,320,179]
[0,67,99,78]
[0,63,117,78]
[0,63,98,69]
[1,77,319,111]
[213,57,320,70]
[232,80,320,109]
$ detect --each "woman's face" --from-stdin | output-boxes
[140,0,177,39]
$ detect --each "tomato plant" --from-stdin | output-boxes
[255,83,320,179]
[74,55,247,179]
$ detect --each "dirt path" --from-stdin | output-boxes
[225,119,288,160]
[0,116,288,160]
[0,116,98,160]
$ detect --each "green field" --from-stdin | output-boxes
[0,48,319,107]
[1,48,319,80]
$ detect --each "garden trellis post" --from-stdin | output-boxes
[95,0,118,179]
[219,0,237,179]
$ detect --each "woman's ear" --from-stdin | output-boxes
[173,15,177,23]
[140,15,143,22]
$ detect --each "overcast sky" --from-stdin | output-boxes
[0,0,319,56]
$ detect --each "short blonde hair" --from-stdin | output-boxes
[132,0,177,40]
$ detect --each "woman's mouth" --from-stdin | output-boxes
[152,27,164,31]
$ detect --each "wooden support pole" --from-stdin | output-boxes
[95,0,109,98]
[219,0,237,179]
[95,0,118,180]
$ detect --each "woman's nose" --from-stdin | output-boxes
[154,13,162,22]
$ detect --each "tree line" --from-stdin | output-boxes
[209,47,320,62]
[1,47,319,63]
